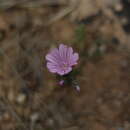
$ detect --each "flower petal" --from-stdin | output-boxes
[59,44,68,60]
[70,53,79,66]
[47,62,58,73]
[57,69,65,76]
[64,67,72,74]
[46,54,58,65]
[46,48,61,65]
[67,47,73,64]
[73,53,79,61]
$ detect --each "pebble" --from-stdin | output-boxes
[16,93,27,104]
[124,121,130,130]
[46,118,54,126]
[113,100,121,108]
[88,45,97,56]
[117,128,124,130]
[120,60,128,68]
[96,98,103,105]
[99,45,106,53]
[114,3,123,12]
[8,91,15,102]
[31,113,39,122]
[3,112,11,121]
[121,18,128,25]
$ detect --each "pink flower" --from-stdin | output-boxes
[59,80,65,86]
[46,44,79,76]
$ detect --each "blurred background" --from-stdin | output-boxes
[0,0,130,130]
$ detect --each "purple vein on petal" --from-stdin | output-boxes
[46,54,58,65]
[59,44,68,62]
[67,47,73,64]
[47,63,58,73]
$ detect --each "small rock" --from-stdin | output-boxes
[96,98,103,105]
[114,3,123,12]
[46,118,54,126]
[16,93,27,104]
[8,91,15,102]
[117,127,124,130]
[121,17,128,25]
[3,112,11,121]
[113,100,122,108]
[88,45,97,56]
[99,45,106,53]
[120,60,128,68]
[31,113,39,122]
[124,121,130,130]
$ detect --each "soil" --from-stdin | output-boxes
[0,0,130,130]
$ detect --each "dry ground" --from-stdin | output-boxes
[0,0,130,130]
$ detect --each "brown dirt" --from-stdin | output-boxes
[0,0,130,130]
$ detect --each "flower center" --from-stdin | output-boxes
[61,63,68,71]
